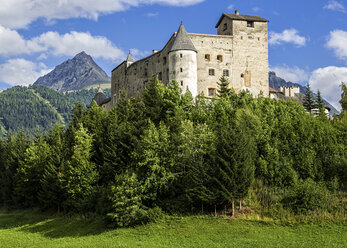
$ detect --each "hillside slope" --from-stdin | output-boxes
[0,85,110,134]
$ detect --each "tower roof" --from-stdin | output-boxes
[126,51,134,62]
[169,23,197,53]
[92,88,106,106]
[215,12,269,28]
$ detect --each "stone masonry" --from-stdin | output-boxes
[107,11,269,108]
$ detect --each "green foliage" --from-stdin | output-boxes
[0,85,110,135]
[303,82,315,113]
[340,82,347,114]
[0,78,346,225]
[59,124,98,212]
[282,179,329,214]
[106,173,147,227]
[217,76,231,98]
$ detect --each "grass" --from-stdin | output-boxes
[0,210,346,248]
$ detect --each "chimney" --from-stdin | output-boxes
[153,49,158,54]
[235,10,239,15]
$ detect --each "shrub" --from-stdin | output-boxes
[281,179,329,214]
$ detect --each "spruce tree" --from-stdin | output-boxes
[217,76,231,98]
[59,124,98,212]
[316,90,326,118]
[303,82,315,113]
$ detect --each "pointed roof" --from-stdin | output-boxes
[169,23,197,53]
[93,88,106,106]
[126,51,134,62]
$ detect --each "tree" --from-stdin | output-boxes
[316,90,326,118]
[59,124,98,212]
[303,82,315,113]
[217,76,231,98]
[213,108,260,216]
[339,82,347,114]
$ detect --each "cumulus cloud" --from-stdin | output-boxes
[309,66,347,111]
[270,65,309,84]
[326,30,347,60]
[0,0,205,29]
[323,0,346,13]
[269,29,306,47]
[0,59,51,86]
[0,26,126,60]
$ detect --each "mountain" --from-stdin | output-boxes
[269,71,339,115]
[0,85,110,135]
[34,51,110,92]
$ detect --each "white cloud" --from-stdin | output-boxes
[0,26,126,61]
[33,31,125,60]
[269,29,306,47]
[227,4,234,10]
[0,25,44,56]
[326,30,347,60]
[130,48,151,61]
[252,7,261,12]
[323,0,346,13]
[0,59,51,86]
[309,66,347,111]
[0,0,205,29]
[270,65,309,83]
[146,12,159,17]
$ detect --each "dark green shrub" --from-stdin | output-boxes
[282,179,329,214]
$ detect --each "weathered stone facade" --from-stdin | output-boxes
[109,11,269,107]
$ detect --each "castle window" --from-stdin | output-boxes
[181,81,183,86]
[205,54,210,61]
[180,53,183,58]
[247,21,254,28]
[158,72,162,81]
[223,23,227,31]
[223,69,229,77]
[180,68,183,72]
[113,95,117,104]
[209,69,215,76]
[163,57,167,65]
[217,55,223,62]
[208,88,216,97]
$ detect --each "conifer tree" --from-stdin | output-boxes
[303,82,315,113]
[316,90,326,118]
[59,124,98,212]
[217,76,231,98]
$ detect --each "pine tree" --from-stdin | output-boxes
[59,124,98,212]
[217,76,231,98]
[316,90,326,118]
[303,82,315,113]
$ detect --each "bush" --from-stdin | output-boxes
[281,179,329,214]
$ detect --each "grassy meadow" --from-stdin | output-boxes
[0,211,346,248]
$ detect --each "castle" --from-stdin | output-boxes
[99,11,270,110]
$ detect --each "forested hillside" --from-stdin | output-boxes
[0,85,110,135]
[1,77,345,227]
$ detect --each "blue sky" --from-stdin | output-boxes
[0,0,346,110]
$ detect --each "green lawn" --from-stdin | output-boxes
[0,211,346,248]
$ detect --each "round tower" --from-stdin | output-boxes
[168,23,198,97]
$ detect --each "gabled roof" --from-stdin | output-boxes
[215,13,269,28]
[169,23,197,53]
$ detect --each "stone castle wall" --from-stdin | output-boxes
[110,13,269,106]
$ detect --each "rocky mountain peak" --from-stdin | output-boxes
[34,51,110,92]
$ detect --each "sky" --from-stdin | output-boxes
[0,0,346,110]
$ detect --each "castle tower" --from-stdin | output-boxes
[168,23,198,97]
